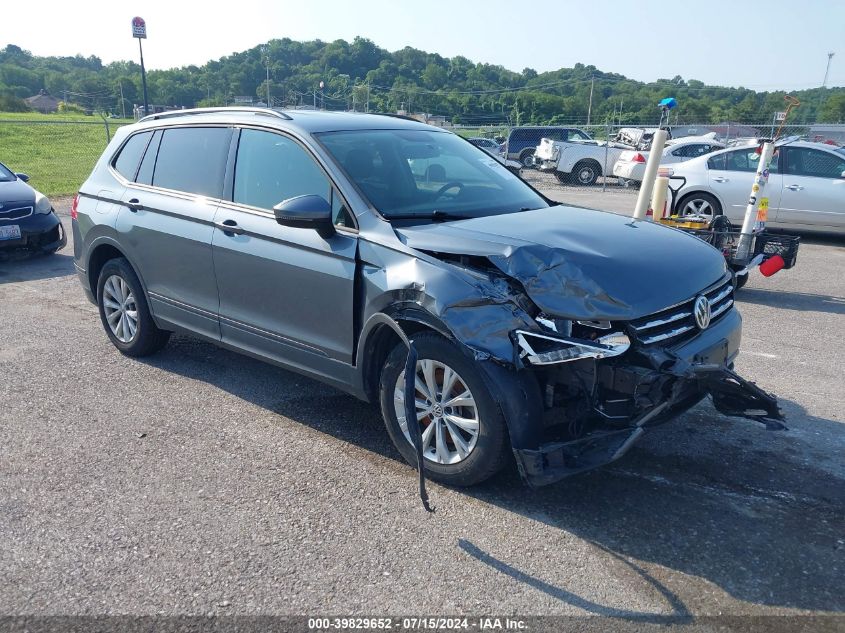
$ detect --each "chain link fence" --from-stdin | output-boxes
[1,116,839,200]
[0,118,131,198]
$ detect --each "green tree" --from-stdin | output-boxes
[819,93,845,123]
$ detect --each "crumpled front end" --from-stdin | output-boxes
[510,305,784,487]
[375,214,785,487]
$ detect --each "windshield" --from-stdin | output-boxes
[0,162,15,182]
[835,147,845,159]
[316,129,548,220]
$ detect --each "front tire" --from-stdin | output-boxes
[97,257,170,357]
[379,332,509,487]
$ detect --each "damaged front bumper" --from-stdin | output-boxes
[511,309,785,487]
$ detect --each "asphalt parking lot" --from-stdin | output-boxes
[1,193,843,623]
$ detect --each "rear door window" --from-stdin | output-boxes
[113,131,152,181]
[567,130,591,142]
[152,127,231,198]
[709,148,778,173]
[672,143,708,158]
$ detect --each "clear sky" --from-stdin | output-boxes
[2,0,843,90]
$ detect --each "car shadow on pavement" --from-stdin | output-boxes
[458,538,693,622]
[141,335,845,615]
[0,252,75,284]
[737,288,845,315]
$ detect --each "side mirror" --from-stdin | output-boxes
[15,173,29,182]
[841,170,845,179]
[273,194,334,236]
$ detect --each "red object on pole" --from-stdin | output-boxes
[759,255,785,277]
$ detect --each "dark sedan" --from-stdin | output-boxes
[0,162,66,255]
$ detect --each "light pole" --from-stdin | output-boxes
[818,52,835,120]
[262,46,271,106]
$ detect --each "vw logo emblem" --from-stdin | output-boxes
[694,295,711,330]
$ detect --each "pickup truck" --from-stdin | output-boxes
[534,137,631,185]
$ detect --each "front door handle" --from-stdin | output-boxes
[214,219,245,235]
[713,177,729,183]
[785,184,804,191]
[125,198,143,212]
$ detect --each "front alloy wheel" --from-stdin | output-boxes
[393,359,480,464]
[379,332,509,486]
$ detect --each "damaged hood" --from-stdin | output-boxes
[394,205,727,320]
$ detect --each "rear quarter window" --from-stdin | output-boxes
[112,131,153,181]
[152,127,232,198]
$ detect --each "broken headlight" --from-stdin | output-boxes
[516,329,630,365]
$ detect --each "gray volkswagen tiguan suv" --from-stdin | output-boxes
[73,107,783,487]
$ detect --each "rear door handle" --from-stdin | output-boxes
[125,198,143,212]
[214,219,245,235]
[713,177,729,183]
[786,184,804,191]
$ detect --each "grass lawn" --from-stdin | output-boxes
[0,113,133,197]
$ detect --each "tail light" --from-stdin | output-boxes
[70,194,79,220]
[632,153,646,163]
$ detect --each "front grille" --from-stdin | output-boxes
[0,206,33,221]
[628,276,734,347]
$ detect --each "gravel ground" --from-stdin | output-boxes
[0,194,843,622]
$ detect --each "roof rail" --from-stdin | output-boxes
[138,107,292,123]
[377,112,421,123]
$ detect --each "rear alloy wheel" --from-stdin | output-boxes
[679,192,722,220]
[379,332,509,486]
[97,258,170,357]
[572,160,600,186]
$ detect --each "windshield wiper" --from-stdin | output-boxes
[387,210,474,221]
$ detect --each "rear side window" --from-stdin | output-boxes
[672,144,709,158]
[113,131,152,180]
[136,130,162,186]
[152,127,231,198]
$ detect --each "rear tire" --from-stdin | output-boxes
[678,192,722,220]
[572,160,600,186]
[96,257,170,357]
[378,332,509,487]
[519,149,535,168]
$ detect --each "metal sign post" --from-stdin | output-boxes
[770,111,786,138]
[132,17,149,117]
